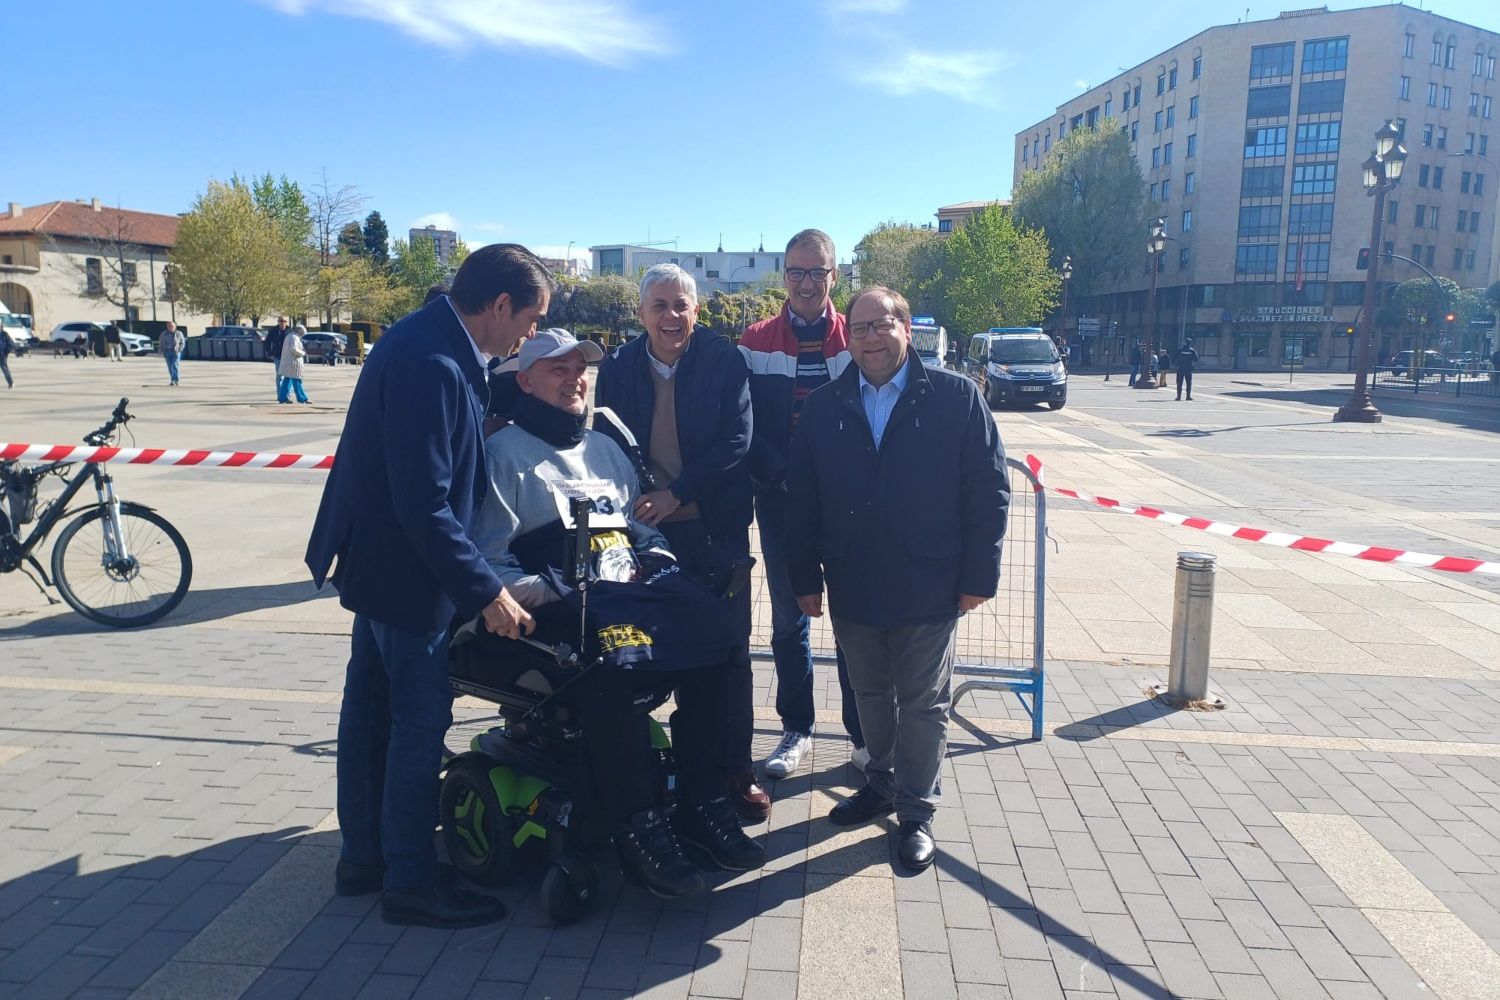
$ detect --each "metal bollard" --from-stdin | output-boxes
[1154,551,1226,709]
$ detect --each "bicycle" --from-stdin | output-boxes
[1,397,192,628]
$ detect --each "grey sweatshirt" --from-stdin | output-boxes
[472,423,671,608]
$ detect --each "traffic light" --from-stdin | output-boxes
[1345,325,1356,335]
[1356,248,1370,270]
[1445,312,1457,323]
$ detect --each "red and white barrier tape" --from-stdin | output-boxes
[5,441,1495,577]
[1023,454,1500,577]
[0,443,332,470]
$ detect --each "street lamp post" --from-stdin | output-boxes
[1334,121,1407,423]
[1137,218,1168,389]
[727,264,755,334]
[1059,255,1073,356]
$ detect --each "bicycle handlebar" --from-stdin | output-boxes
[82,398,133,447]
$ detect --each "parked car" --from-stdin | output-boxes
[1378,350,1449,378]
[962,328,1068,410]
[302,331,348,365]
[46,321,104,351]
[1,311,33,354]
[200,325,266,342]
[119,331,154,355]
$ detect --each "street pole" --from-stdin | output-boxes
[1059,256,1072,358]
[1335,122,1406,423]
[1137,219,1166,390]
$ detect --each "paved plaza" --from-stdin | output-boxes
[2,353,1499,999]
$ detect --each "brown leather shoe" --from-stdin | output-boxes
[728,771,771,823]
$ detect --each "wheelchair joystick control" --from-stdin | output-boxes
[564,496,595,591]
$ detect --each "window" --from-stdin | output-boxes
[1185,171,1195,194]
[1419,164,1430,187]
[693,255,704,267]
[1442,86,1452,109]
[1104,97,1112,117]
[1179,247,1191,269]
[1454,247,1465,271]
[1190,95,1199,119]
[1154,110,1163,132]
[1161,178,1172,200]
[1433,37,1443,65]
[85,258,103,294]
[937,219,952,233]
[1458,209,1467,232]
[1446,42,1456,69]
[1182,210,1193,232]
[162,266,176,300]
[1164,142,1174,164]
[748,256,755,267]
[1288,202,1334,234]
[1134,84,1141,105]
[1298,79,1345,115]
[1241,165,1285,198]
[1245,125,1287,158]
[1071,113,1084,131]
[1476,50,1485,76]
[1415,204,1427,226]
[1428,82,1438,106]
[1437,126,1447,149]
[1294,121,1340,154]
[1302,37,1349,74]
[1467,250,1477,271]
[1248,85,1292,118]
[1044,132,1051,151]
[1156,71,1165,96]
[1249,42,1295,81]
[1022,144,1028,163]
[1193,55,1202,79]
[1425,245,1435,268]
[121,262,137,286]
[1238,204,1283,237]
[1471,211,1481,232]
[1477,174,1486,195]
[1486,97,1494,119]
[1166,106,1176,128]
[1122,88,1130,111]
[1033,138,1040,159]
[1152,146,1161,167]
[1466,131,1476,152]
[1482,135,1490,156]
[1434,166,1444,189]
[1427,207,1439,229]
[1412,242,1422,262]
[1400,76,1411,100]
[1387,199,1399,224]
[1286,241,1330,275]
[1422,123,1434,147]
[1462,170,1471,193]
[1170,67,1178,89]
[1471,92,1481,116]
[1490,56,1497,80]
[1130,121,1138,142]
[1404,32,1415,58]
[1236,245,1279,274]
[1291,163,1336,195]
[1185,133,1198,158]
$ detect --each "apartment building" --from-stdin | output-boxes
[590,245,783,296]
[1014,4,1500,369]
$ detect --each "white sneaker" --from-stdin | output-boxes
[763,731,811,779]
[850,745,871,773]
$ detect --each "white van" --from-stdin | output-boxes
[0,301,35,354]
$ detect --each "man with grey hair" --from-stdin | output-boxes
[596,264,770,834]
[739,230,861,780]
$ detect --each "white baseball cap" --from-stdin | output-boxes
[517,328,604,371]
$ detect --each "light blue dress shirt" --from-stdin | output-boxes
[858,362,910,450]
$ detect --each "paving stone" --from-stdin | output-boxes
[1002,958,1064,1000]
[948,927,1006,985]
[900,950,959,1000]
[1147,939,1223,999]
[1183,918,1258,976]
[1249,948,1334,1000]
[1121,893,1190,944]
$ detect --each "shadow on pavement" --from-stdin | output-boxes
[0,579,330,640]
[1222,385,1500,434]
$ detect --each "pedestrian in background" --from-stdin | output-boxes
[788,285,1009,873]
[1157,348,1171,387]
[305,244,552,929]
[1175,339,1199,400]
[739,229,865,782]
[161,322,186,386]
[266,317,289,394]
[1129,340,1144,386]
[277,324,311,404]
[0,326,15,388]
[104,323,123,361]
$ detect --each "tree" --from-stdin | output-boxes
[941,204,1059,332]
[249,173,313,248]
[173,180,291,324]
[570,275,639,336]
[45,204,154,331]
[1486,280,1500,315]
[337,222,366,258]
[308,169,366,266]
[448,237,470,276]
[385,237,449,319]
[1012,120,1149,298]
[854,224,946,303]
[361,211,390,266]
[307,255,399,325]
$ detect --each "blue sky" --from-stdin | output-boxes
[8,0,1498,266]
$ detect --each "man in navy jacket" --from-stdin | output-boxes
[305,244,551,928]
[789,285,1008,873]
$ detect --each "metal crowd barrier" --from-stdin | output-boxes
[1372,365,1499,399]
[747,455,1047,740]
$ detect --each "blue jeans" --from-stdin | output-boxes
[278,376,309,403]
[756,493,864,745]
[163,352,180,384]
[1128,363,1141,386]
[337,615,454,890]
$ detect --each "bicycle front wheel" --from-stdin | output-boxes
[51,506,192,628]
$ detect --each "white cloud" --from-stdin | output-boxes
[849,49,1008,105]
[531,243,590,263]
[1075,78,1089,91]
[410,211,462,232]
[828,0,908,12]
[264,0,667,65]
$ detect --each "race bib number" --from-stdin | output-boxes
[542,476,629,530]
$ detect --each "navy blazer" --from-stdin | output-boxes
[787,354,1009,628]
[305,298,502,632]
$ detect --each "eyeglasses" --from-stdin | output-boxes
[784,267,833,283]
[847,317,901,339]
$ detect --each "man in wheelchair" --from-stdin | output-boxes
[460,329,765,899]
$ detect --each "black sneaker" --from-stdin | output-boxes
[381,879,506,929]
[674,796,766,872]
[616,808,706,899]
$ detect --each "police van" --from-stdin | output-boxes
[962,327,1067,410]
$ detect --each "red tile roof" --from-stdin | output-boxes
[0,201,181,248]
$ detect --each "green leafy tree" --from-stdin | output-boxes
[942,204,1059,332]
[249,173,313,248]
[448,237,470,276]
[571,275,639,336]
[174,180,291,324]
[386,237,449,319]
[361,211,390,266]
[854,224,944,301]
[1486,280,1500,314]
[1012,119,1149,297]
[337,221,366,257]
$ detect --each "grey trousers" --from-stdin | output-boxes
[831,617,956,822]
